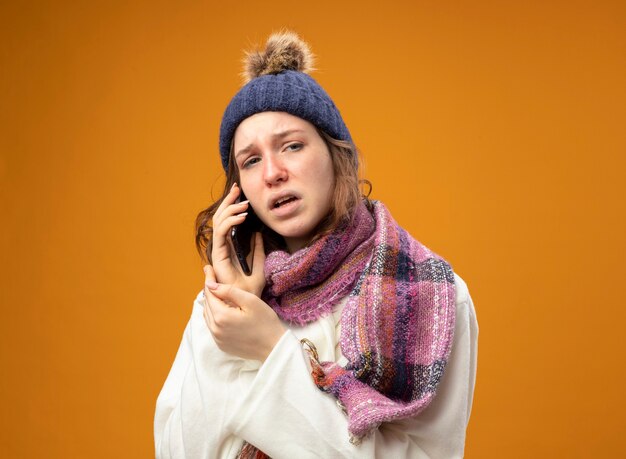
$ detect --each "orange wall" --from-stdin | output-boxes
[1,1,625,457]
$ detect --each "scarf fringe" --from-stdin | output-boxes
[237,442,270,459]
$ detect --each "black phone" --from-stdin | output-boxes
[230,192,263,275]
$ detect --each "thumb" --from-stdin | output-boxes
[252,232,265,273]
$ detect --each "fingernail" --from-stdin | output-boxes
[237,212,248,217]
[231,182,238,190]
[203,265,209,274]
[205,281,219,290]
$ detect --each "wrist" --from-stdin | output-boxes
[260,326,287,362]
[251,277,265,297]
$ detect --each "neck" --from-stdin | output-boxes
[284,236,310,253]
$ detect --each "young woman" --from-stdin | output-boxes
[155,31,478,458]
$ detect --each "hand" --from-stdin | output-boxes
[211,183,265,297]
[203,265,286,362]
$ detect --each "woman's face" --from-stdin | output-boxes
[233,111,335,253]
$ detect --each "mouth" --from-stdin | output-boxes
[271,195,299,209]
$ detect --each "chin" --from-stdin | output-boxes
[275,224,317,245]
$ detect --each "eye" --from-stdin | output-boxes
[241,156,261,169]
[285,142,303,152]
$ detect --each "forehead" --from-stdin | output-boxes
[233,112,316,145]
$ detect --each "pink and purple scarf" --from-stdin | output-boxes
[248,200,456,451]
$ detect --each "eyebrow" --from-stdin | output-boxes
[234,129,306,159]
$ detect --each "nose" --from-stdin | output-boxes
[262,154,288,186]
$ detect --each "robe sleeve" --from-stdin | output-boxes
[154,292,250,459]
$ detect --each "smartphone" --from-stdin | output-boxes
[230,192,263,275]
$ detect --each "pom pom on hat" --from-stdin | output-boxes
[243,30,315,83]
[219,30,353,171]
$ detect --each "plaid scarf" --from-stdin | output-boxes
[239,201,456,455]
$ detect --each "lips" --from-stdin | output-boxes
[269,192,300,209]
[268,192,301,217]
[273,195,297,208]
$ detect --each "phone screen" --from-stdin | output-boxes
[230,192,262,275]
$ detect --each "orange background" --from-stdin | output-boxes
[1,1,625,457]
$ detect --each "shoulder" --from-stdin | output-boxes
[452,272,477,325]
[453,273,470,306]
[452,273,478,336]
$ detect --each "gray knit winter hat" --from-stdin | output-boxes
[219,31,353,171]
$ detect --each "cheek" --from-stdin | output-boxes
[312,165,335,214]
[320,161,335,196]
[239,172,259,199]
[239,177,267,219]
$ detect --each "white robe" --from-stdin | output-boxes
[154,274,478,458]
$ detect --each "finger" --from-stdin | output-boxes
[214,212,251,242]
[214,200,250,227]
[211,213,250,265]
[207,281,254,309]
[251,232,266,273]
[212,204,250,244]
[204,266,233,321]
[213,183,239,219]
[213,183,243,221]
[203,264,218,304]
